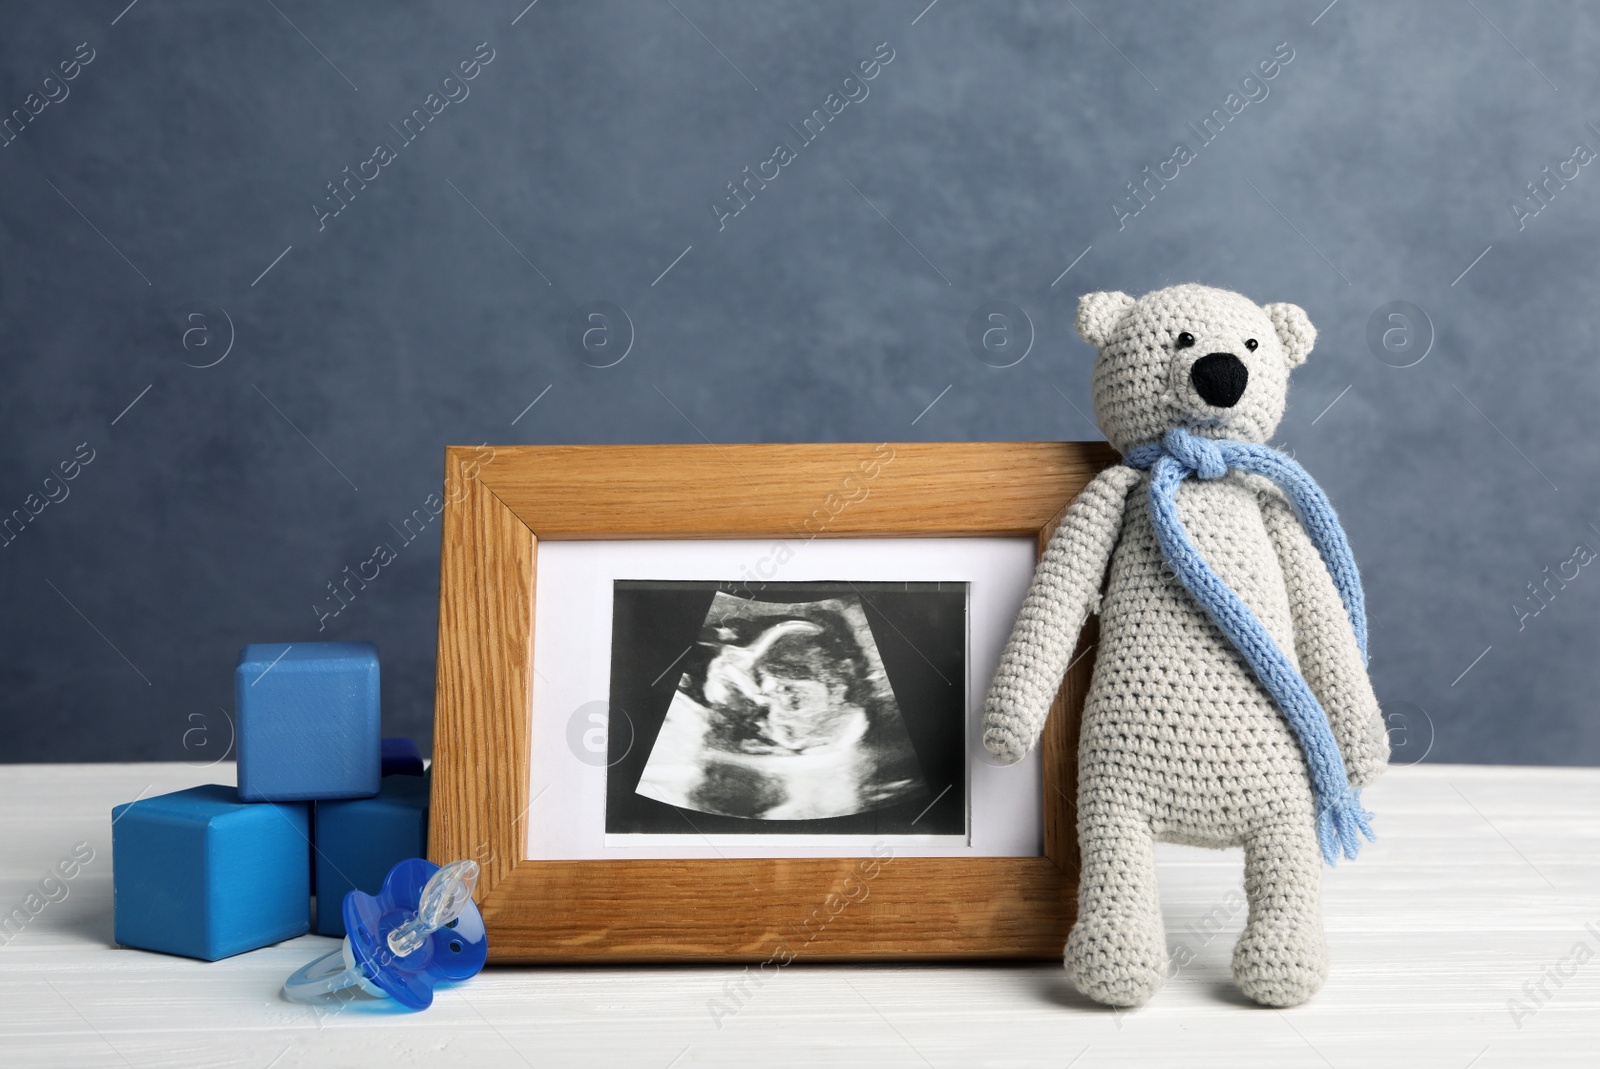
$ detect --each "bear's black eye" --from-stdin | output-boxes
[1244,338,1259,352]
[1176,332,1195,349]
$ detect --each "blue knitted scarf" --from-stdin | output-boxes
[1122,427,1375,864]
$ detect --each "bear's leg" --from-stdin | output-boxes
[1066,816,1166,1007]
[1232,821,1328,1007]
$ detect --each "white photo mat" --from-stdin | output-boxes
[526,537,1043,859]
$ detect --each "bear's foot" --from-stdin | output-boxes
[1234,821,1329,1007]
[1068,817,1167,1007]
[1231,914,1328,1007]
[1065,910,1168,1007]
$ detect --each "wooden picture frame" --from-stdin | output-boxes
[429,441,1117,963]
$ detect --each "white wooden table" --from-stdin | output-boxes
[1,762,1596,1067]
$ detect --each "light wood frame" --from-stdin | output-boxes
[430,441,1118,963]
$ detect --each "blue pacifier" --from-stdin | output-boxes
[283,858,487,1011]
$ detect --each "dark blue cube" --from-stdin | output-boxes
[236,642,381,802]
[381,737,425,777]
[313,773,429,937]
[112,785,310,960]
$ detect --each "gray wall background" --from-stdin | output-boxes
[2,0,1595,766]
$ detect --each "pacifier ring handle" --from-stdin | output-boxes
[283,947,362,1002]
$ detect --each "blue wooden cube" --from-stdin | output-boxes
[313,774,429,937]
[381,736,425,777]
[112,785,310,960]
[236,642,381,802]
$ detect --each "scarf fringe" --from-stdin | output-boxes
[1317,789,1376,864]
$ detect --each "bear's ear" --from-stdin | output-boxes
[1264,302,1315,368]
[1075,291,1135,350]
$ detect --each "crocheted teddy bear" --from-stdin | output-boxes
[982,283,1389,1008]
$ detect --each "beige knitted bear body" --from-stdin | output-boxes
[982,284,1388,1008]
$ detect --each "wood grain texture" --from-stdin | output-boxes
[431,441,1120,963]
[473,441,1120,538]
[479,857,1073,963]
[429,448,535,893]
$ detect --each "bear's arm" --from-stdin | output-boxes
[1259,489,1390,788]
[981,464,1143,764]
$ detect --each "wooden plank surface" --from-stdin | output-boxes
[3,762,1597,1067]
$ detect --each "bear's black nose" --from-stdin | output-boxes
[1190,352,1249,408]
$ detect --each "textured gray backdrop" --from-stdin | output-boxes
[2,0,1595,765]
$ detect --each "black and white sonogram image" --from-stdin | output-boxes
[605,580,967,837]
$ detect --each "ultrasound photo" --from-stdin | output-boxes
[606,580,967,838]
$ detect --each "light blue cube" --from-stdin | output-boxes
[236,642,381,802]
[111,785,310,960]
[313,774,430,936]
